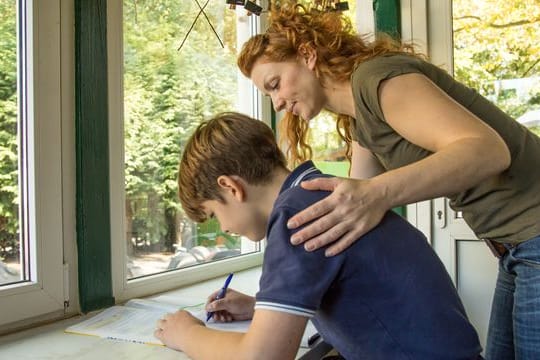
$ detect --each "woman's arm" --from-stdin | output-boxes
[288,73,511,256]
[155,309,308,360]
[376,73,510,205]
[349,141,385,179]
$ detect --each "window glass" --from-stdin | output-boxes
[309,111,351,177]
[453,0,540,136]
[306,1,356,176]
[0,0,64,327]
[123,0,259,280]
[0,0,22,287]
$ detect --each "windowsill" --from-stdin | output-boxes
[0,266,311,359]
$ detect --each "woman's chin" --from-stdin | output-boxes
[303,111,318,121]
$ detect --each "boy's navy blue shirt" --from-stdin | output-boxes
[254,161,481,359]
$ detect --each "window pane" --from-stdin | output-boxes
[0,0,22,287]
[307,1,356,176]
[123,0,259,279]
[453,0,540,136]
[309,111,350,176]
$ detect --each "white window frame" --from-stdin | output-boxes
[0,0,69,329]
[400,0,449,242]
[108,1,266,302]
[356,0,376,38]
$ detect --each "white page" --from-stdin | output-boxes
[65,305,165,345]
[65,298,250,346]
[149,293,318,346]
[127,297,251,333]
[66,298,317,348]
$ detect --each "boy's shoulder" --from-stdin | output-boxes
[272,177,423,244]
[273,175,331,213]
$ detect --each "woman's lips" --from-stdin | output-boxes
[291,102,297,115]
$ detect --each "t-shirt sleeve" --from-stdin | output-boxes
[255,205,344,318]
[351,55,424,126]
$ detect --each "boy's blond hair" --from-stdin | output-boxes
[178,112,287,223]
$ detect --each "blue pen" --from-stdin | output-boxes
[206,272,234,322]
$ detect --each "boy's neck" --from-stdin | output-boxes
[246,167,291,222]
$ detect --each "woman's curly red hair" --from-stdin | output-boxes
[238,1,420,167]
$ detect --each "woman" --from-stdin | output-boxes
[237,2,540,359]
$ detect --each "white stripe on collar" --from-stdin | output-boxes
[290,166,318,189]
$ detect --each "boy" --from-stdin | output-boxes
[155,112,482,359]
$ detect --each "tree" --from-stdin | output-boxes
[123,0,239,253]
[453,0,540,136]
[0,0,18,260]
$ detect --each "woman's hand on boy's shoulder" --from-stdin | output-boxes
[288,176,389,256]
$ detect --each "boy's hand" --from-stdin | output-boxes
[154,310,203,351]
[206,288,255,322]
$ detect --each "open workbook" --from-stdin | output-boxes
[65,297,317,348]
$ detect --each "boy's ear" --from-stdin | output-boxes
[216,175,246,202]
[298,44,317,71]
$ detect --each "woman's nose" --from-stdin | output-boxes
[272,95,286,112]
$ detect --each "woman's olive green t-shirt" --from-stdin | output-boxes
[350,54,540,244]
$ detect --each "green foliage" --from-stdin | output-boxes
[453,0,540,120]
[307,2,356,162]
[308,110,348,162]
[197,232,238,248]
[1,0,538,257]
[123,0,239,251]
[0,0,18,259]
[196,219,239,248]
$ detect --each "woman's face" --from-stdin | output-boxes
[250,56,327,121]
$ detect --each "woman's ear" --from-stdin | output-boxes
[298,44,317,70]
[216,175,246,202]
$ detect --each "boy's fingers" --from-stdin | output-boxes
[205,290,221,307]
[206,290,220,302]
[207,289,238,311]
[213,311,225,322]
[207,298,227,312]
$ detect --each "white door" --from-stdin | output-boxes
[431,199,498,351]
[402,0,540,350]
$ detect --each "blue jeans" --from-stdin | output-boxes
[485,235,540,360]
